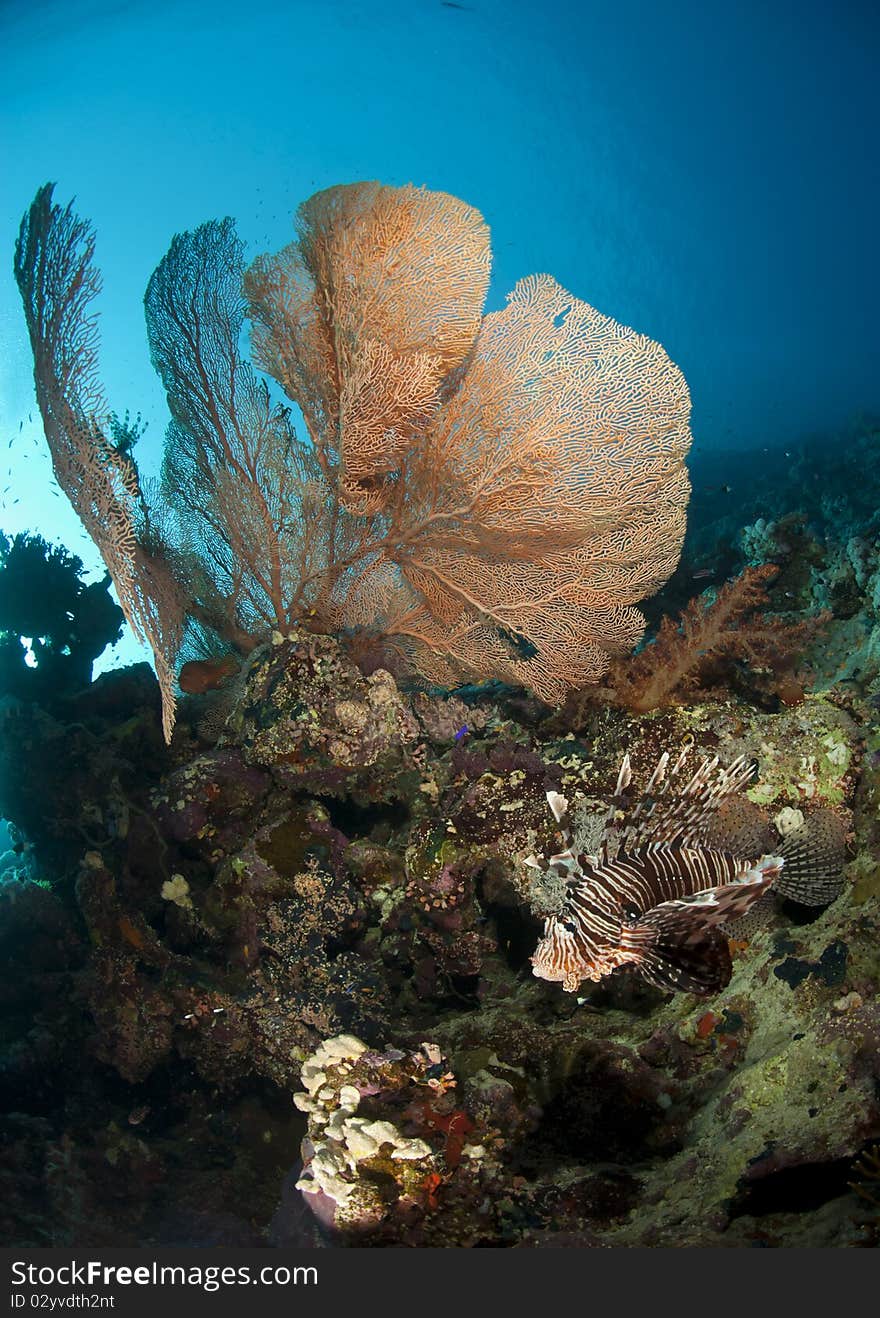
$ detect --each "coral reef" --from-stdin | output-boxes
[2,603,878,1246]
[6,179,880,1255]
[228,633,424,803]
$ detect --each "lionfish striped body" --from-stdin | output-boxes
[528,749,785,995]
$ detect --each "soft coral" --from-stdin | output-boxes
[598,564,826,713]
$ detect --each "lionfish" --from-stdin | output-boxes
[528,748,844,996]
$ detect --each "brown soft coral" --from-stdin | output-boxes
[594,564,826,713]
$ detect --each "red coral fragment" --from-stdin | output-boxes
[421,1171,444,1211]
[696,1011,720,1040]
[410,1100,475,1170]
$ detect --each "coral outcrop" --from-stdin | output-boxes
[2,613,878,1246]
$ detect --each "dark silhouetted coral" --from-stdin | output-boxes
[0,531,123,701]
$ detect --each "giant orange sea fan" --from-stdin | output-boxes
[16,179,693,737]
[246,183,693,703]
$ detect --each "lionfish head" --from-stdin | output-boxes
[531,916,622,993]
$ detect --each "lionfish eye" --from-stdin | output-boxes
[560,918,577,934]
[622,902,640,921]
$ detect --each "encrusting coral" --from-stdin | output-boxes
[15,181,692,739]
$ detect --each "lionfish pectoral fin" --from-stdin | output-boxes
[658,855,783,927]
[620,857,783,995]
[621,908,733,994]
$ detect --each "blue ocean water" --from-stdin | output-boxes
[1,0,876,678]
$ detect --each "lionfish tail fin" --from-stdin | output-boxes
[601,750,757,854]
[775,810,848,907]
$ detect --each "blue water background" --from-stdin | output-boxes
[0,0,876,669]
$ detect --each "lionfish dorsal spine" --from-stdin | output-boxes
[600,750,758,854]
[643,751,670,794]
[546,790,569,824]
[614,754,634,795]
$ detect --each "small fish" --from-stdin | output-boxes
[454,724,469,742]
[178,653,240,695]
[528,750,784,995]
[692,567,714,580]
